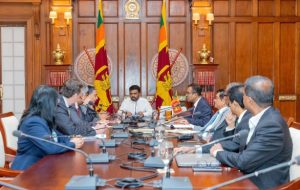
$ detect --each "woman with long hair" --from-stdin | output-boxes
[11,85,84,170]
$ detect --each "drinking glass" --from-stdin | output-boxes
[160,141,174,173]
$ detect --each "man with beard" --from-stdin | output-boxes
[118,85,153,118]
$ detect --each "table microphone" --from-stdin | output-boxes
[88,138,115,163]
[12,130,103,190]
[161,151,193,190]
[205,155,300,190]
[0,180,27,190]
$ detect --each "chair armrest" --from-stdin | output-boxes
[5,154,15,163]
[0,168,21,177]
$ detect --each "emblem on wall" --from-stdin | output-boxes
[74,48,113,86]
[124,0,140,19]
[151,49,190,87]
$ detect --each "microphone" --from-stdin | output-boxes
[161,151,193,190]
[88,138,116,163]
[196,130,249,153]
[12,130,102,190]
[0,180,27,190]
[205,155,300,190]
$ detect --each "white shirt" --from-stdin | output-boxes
[193,97,201,111]
[246,107,270,144]
[62,96,70,108]
[118,97,153,117]
[237,110,247,125]
[225,110,247,132]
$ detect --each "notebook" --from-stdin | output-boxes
[175,153,221,167]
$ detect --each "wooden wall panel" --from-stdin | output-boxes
[147,1,162,17]
[235,23,252,82]
[103,0,118,17]
[169,0,185,17]
[279,23,295,94]
[124,23,141,96]
[280,101,296,120]
[146,23,159,95]
[213,1,229,16]
[258,0,274,16]
[280,1,296,16]
[77,23,95,52]
[213,23,230,89]
[169,22,189,94]
[236,1,252,16]
[105,23,118,96]
[78,0,95,17]
[257,23,274,79]
[212,1,300,120]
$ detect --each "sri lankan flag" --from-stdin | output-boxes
[94,0,113,113]
[155,0,172,109]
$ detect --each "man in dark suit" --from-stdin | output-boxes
[210,76,293,189]
[55,79,106,136]
[212,84,252,152]
[176,84,212,126]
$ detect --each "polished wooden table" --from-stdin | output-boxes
[5,137,257,190]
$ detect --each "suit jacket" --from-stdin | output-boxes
[55,96,96,136]
[221,110,252,152]
[186,97,212,127]
[216,107,293,189]
[202,120,229,153]
[80,104,99,123]
[11,116,75,170]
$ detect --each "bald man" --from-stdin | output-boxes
[210,75,292,189]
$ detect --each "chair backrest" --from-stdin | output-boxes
[289,123,300,181]
[286,117,295,128]
[0,131,5,168]
[290,120,300,130]
[0,112,19,155]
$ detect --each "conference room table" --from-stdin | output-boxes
[6,132,257,190]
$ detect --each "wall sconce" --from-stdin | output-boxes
[206,13,214,25]
[192,13,200,25]
[64,11,72,26]
[49,11,57,24]
[49,10,72,27]
[192,12,214,29]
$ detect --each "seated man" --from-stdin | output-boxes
[198,89,230,141]
[55,79,106,136]
[80,85,99,122]
[176,84,212,126]
[202,85,251,153]
[118,85,153,118]
[218,84,252,152]
[210,75,292,189]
